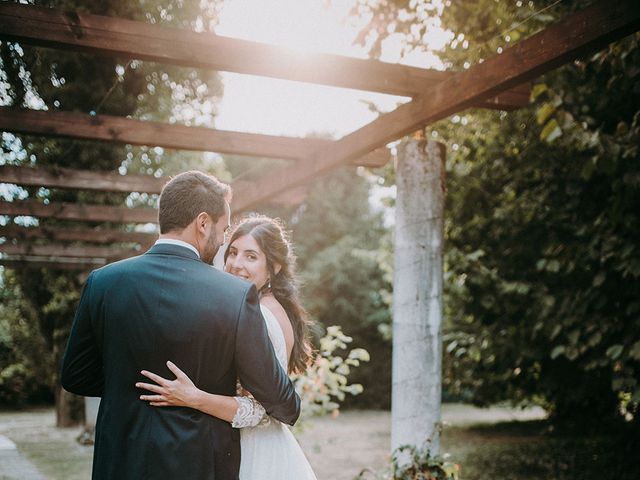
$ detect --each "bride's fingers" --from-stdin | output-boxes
[135,382,164,393]
[140,394,166,402]
[140,370,170,386]
[150,402,171,407]
[166,361,189,381]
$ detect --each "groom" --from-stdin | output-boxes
[61,171,300,479]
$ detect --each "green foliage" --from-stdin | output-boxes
[388,445,458,480]
[439,34,640,429]
[0,270,53,405]
[293,325,369,429]
[285,168,393,409]
[351,0,587,64]
[0,0,226,414]
[359,443,459,480]
[352,0,640,430]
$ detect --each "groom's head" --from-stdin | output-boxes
[158,171,231,264]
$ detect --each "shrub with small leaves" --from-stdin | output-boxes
[292,325,370,427]
[358,442,460,480]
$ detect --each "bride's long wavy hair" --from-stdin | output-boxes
[223,215,313,374]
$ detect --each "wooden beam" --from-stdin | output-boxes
[227,180,309,208]
[232,0,640,211]
[355,148,391,168]
[0,108,324,160]
[271,186,309,206]
[0,225,157,245]
[0,108,390,167]
[0,165,166,193]
[0,256,108,270]
[0,199,157,223]
[0,3,528,109]
[0,243,141,259]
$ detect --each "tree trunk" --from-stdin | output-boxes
[391,139,445,454]
[55,385,84,427]
[77,397,100,444]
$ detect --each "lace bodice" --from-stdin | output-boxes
[232,304,288,428]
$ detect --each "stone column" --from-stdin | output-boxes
[391,139,445,454]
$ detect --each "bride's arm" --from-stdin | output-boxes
[136,361,267,427]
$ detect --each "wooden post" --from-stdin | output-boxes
[391,139,445,454]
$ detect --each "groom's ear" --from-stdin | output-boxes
[195,212,210,233]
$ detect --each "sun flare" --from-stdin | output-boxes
[213,0,447,138]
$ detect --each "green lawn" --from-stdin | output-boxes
[441,421,640,480]
[1,407,637,480]
[0,409,91,480]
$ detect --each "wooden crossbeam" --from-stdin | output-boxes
[0,225,157,245]
[271,186,308,206]
[354,148,391,168]
[0,108,390,167]
[0,164,310,208]
[0,165,166,193]
[0,199,157,223]
[233,0,640,211]
[0,243,140,259]
[0,3,529,109]
[0,108,323,160]
[0,256,108,270]
[231,179,308,207]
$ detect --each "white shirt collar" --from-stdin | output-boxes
[154,238,200,258]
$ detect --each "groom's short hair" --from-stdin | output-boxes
[158,171,231,234]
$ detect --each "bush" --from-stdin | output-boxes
[293,325,369,429]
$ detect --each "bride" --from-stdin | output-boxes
[136,215,318,479]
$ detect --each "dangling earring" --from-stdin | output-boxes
[267,279,272,289]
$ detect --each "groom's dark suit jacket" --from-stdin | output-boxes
[61,243,300,480]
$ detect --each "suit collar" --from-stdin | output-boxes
[154,238,200,258]
[146,243,201,261]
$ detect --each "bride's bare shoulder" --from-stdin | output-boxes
[260,295,294,351]
[260,295,287,324]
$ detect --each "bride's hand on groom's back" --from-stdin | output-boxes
[136,361,199,408]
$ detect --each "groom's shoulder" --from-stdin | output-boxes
[100,253,145,271]
[86,254,144,282]
[201,265,254,295]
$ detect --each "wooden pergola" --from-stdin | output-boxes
[1,0,639,452]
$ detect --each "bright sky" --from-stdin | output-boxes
[213,0,449,139]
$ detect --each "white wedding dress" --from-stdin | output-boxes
[231,304,317,480]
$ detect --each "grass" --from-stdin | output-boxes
[441,421,640,480]
[0,409,92,480]
[1,406,638,480]
[16,439,92,480]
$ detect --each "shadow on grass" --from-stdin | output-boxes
[442,420,640,480]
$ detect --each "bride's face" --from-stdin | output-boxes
[224,234,270,290]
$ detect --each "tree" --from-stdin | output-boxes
[0,0,225,424]
[440,34,640,429]
[351,0,640,429]
[0,270,52,406]
[284,168,393,409]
